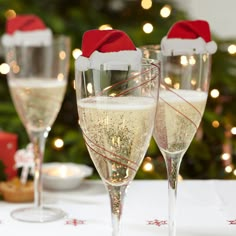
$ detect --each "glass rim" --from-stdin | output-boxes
[139,44,161,51]
[161,52,211,58]
[139,44,211,57]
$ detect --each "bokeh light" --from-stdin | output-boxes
[160,5,172,18]
[54,138,64,149]
[141,0,152,10]
[231,127,236,135]
[72,48,82,60]
[0,63,10,74]
[233,169,236,176]
[99,24,113,30]
[5,9,16,19]
[180,56,188,66]
[221,153,231,161]
[142,156,154,172]
[210,89,220,98]
[164,77,172,85]
[143,23,153,34]
[59,50,66,60]
[228,44,236,54]
[225,165,233,173]
[212,120,220,128]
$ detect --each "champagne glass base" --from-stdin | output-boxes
[11,206,66,223]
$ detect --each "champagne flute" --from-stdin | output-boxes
[4,36,71,222]
[141,45,212,236]
[75,58,160,236]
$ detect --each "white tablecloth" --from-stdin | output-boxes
[0,180,236,236]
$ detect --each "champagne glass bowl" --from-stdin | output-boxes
[4,35,71,222]
[75,58,160,236]
[141,45,212,236]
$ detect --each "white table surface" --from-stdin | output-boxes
[0,180,236,236]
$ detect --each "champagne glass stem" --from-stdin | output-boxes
[30,131,47,208]
[164,153,184,236]
[106,184,127,236]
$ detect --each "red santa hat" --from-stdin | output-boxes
[1,14,52,46]
[76,29,142,71]
[161,20,217,56]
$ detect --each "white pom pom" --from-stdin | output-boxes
[76,56,90,71]
[206,41,217,54]
[1,34,14,47]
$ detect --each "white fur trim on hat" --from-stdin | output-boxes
[1,28,52,47]
[76,48,142,71]
[161,36,217,56]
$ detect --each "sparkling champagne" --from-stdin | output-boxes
[9,78,67,132]
[154,89,208,154]
[78,96,156,186]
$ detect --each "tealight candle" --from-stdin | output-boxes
[42,162,93,190]
[44,165,77,178]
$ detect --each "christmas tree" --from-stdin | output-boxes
[0,0,235,180]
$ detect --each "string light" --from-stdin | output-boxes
[191,79,197,86]
[87,83,93,94]
[0,63,10,74]
[59,50,66,60]
[178,174,183,181]
[143,162,154,172]
[203,54,208,62]
[212,120,220,128]
[5,9,16,19]
[72,48,82,60]
[57,73,64,81]
[233,169,236,176]
[99,24,113,30]
[12,64,20,74]
[173,82,180,89]
[189,56,196,65]
[225,165,233,173]
[180,56,188,66]
[54,138,64,149]
[160,5,172,18]
[180,56,196,66]
[210,89,220,98]
[221,153,231,161]
[141,0,152,10]
[142,157,154,172]
[164,77,172,85]
[143,23,153,34]
[231,127,236,135]
[228,44,236,54]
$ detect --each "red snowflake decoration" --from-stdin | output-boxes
[228,219,236,225]
[147,219,167,227]
[65,218,86,226]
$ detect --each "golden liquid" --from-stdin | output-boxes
[9,78,66,132]
[78,96,156,186]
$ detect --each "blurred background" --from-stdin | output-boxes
[0,0,236,180]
